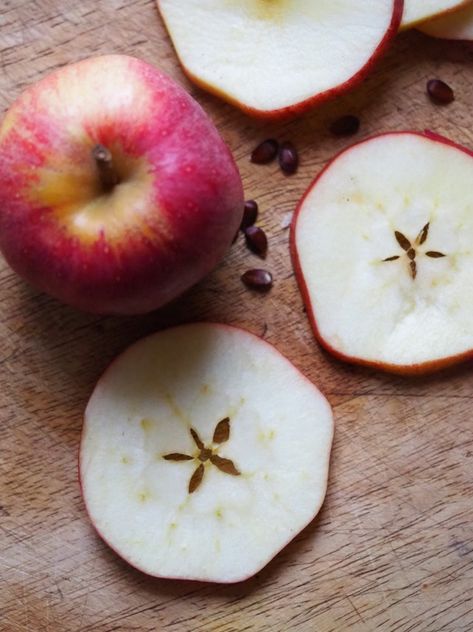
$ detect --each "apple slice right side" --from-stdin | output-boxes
[292,131,473,375]
[157,0,402,118]
[400,0,472,29]
[418,3,473,39]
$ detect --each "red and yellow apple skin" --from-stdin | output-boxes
[0,55,244,314]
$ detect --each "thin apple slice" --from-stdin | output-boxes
[292,131,473,375]
[80,323,333,583]
[157,1,402,118]
[401,0,471,29]
[418,3,473,39]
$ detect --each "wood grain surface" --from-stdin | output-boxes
[1,2,473,631]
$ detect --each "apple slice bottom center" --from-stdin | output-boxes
[80,323,333,582]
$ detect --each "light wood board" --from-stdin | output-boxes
[1,2,473,630]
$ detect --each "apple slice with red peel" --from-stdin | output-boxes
[157,1,402,119]
[401,0,471,29]
[292,131,473,375]
[80,323,333,583]
[418,3,473,39]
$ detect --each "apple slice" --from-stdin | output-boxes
[400,0,472,29]
[418,3,473,39]
[80,323,334,583]
[157,1,402,118]
[292,131,473,375]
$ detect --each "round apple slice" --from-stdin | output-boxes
[401,0,471,29]
[157,1,402,118]
[292,131,473,375]
[80,323,333,583]
[418,3,473,39]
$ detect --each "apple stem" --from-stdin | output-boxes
[92,144,119,192]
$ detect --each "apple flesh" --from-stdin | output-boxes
[0,55,244,314]
[292,131,473,375]
[418,3,473,39]
[80,323,334,583]
[157,0,402,119]
[400,0,471,29]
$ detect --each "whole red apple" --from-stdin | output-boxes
[0,55,244,314]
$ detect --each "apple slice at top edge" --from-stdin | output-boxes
[418,3,473,39]
[80,323,334,583]
[291,131,473,375]
[157,0,402,119]
[400,0,472,29]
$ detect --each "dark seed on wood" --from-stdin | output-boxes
[240,200,258,230]
[241,269,273,291]
[330,115,360,137]
[278,142,299,175]
[427,79,454,105]
[251,139,279,164]
[244,226,268,258]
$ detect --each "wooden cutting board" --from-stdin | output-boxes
[1,2,473,631]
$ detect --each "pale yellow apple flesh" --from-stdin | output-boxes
[293,132,473,374]
[157,0,400,117]
[401,0,472,29]
[418,2,473,38]
[80,323,334,582]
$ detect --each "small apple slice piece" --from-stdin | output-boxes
[157,1,402,118]
[418,3,473,39]
[401,0,471,29]
[292,131,473,375]
[80,323,333,583]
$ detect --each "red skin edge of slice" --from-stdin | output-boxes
[157,0,404,120]
[78,322,334,583]
[290,130,473,376]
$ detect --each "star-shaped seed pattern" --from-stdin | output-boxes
[382,222,446,279]
[163,417,240,494]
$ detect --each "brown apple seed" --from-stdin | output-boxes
[244,226,268,258]
[241,269,273,291]
[330,115,360,137]
[278,142,299,175]
[251,139,279,164]
[427,79,454,105]
[240,200,259,230]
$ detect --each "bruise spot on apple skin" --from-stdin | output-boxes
[121,455,131,465]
